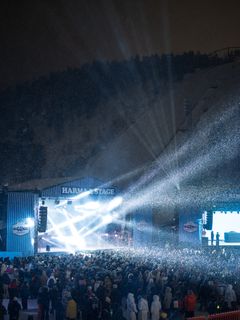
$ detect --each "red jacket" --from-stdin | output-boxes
[184,293,197,312]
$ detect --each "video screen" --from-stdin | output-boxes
[204,211,240,246]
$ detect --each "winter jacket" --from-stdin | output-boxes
[8,300,21,320]
[163,287,172,310]
[184,292,197,312]
[224,284,237,308]
[138,297,149,320]
[66,298,77,319]
[151,295,161,320]
[127,293,137,320]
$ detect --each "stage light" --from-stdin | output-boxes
[84,201,101,210]
[26,217,34,228]
[107,196,123,211]
[102,215,113,224]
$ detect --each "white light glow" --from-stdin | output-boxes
[26,217,34,228]
[107,196,123,211]
[102,215,113,224]
[83,201,101,210]
[205,211,240,245]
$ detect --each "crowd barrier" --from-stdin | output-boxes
[188,310,240,320]
[208,310,240,320]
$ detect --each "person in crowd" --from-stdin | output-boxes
[2,246,240,320]
[20,281,30,310]
[37,286,50,320]
[137,294,149,320]
[184,289,197,319]
[49,284,58,315]
[0,299,7,320]
[163,286,172,315]
[216,232,220,247]
[127,293,137,320]
[66,295,77,320]
[55,296,64,320]
[102,296,112,320]
[150,295,161,320]
[8,297,21,320]
[224,284,237,310]
[8,279,18,301]
[211,231,214,246]
[82,286,99,320]
[2,271,10,298]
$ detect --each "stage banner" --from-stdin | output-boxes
[6,192,37,256]
[179,209,202,245]
[132,209,153,247]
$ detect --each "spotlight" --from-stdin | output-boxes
[26,217,34,228]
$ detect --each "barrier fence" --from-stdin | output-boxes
[188,310,240,320]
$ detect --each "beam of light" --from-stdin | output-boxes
[115,103,239,215]
[122,101,238,199]
[107,196,123,211]
[79,201,101,210]
[82,214,114,238]
[46,215,72,252]
[41,237,60,247]
[26,217,35,228]
[45,209,96,234]
[61,208,82,242]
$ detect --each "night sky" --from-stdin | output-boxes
[1,0,240,90]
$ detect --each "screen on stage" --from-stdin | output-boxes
[204,211,240,246]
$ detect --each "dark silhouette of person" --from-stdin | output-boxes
[211,231,214,246]
[8,298,21,320]
[216,232,220,247]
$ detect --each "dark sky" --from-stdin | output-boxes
[1,0,240,89]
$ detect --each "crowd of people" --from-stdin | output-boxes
[0,246,239,320]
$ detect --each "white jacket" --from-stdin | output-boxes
[151,295,161,320]
[138,297,149,320]
[127,293,137,320]
[225,284,237,308]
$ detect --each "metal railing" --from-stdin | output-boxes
[188,310,240,320]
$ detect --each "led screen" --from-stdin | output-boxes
[204,211,240,246]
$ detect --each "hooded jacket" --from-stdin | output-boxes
[138,297,149,320]
[184,291,197,312]
[163,287,172,309]
[127,293,137,320]
[151,295,161,320]
[224,284,237,308]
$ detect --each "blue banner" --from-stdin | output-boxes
[132,209,153,247]
[179,209,202,245]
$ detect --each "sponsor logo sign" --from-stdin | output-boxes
[183,221,198,233]
[12,222,29,236]
[136,220,149,232]
[61,186,115,196]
